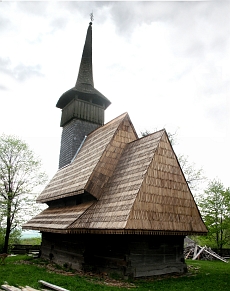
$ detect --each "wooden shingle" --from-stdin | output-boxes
[37,113,137,203]
[125,131,207,234]
[25,115,207,236]
[23,202,95,232]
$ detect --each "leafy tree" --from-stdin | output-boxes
[0,228,21,253]
[177,154,205,192]
[198,180,230,252]
[140,130,151,137]
[0,134,47,253]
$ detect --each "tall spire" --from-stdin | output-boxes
[76,13,94,87]
[56,22,111,110]
[56,21,111,169]
[75,22,94,88]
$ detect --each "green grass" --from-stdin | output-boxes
[0,256,229,291]
[20,237,41,245]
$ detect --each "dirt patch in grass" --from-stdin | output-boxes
[14,258,136,288]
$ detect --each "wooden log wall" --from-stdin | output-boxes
[41,233,187,278]
[129,235,187,277]
[41,233,85,270]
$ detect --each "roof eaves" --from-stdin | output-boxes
[66,228,207,236]
[36,189,85,204]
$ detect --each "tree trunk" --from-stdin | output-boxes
[216,227,219,249]
[3,200,12,253]
[220,216,223,255]
[3,224,10,253]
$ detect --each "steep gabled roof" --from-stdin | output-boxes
[125,131,207,234]
[36,113,137,203]
[24,119,207,235]
[68,130,207,235]
[69,130,164,231]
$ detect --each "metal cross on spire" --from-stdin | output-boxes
[90,12,94,23]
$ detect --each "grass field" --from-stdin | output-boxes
[19,236,41,245]
[0,255,229,291]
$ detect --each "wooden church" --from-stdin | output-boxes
[24,21,207,278]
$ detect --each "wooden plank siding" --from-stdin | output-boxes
[60,98,105,127]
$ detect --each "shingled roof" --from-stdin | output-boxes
[24,113,207,235]
[36,113,137,203]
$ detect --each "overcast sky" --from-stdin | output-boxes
[0,1,229,193]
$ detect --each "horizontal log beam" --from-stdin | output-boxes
[38,281,69,291]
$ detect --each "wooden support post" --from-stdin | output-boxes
[22,287,40,291]
[192,246,205,260]
[203,248,228,263]
[193,245,198,259]
[1,285,21,291]
[185,248,192,259]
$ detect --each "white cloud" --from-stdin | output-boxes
[0,1,229,190]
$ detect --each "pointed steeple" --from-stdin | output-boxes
[75,22,94,88]
[56,21,111,169]
[56,22,111,110]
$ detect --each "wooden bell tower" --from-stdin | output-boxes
[56,22,111,169]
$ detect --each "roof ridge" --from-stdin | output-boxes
[84,112,135,199]
[86,112,129,138]
[127,128,165,146]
